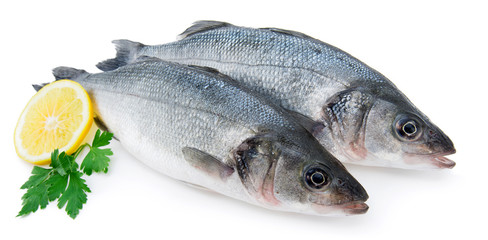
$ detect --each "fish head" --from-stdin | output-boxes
[234,132,369,215]
[318,87,455,169]
[363,95,456,169]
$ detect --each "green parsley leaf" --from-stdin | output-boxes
[18,130,114,219]
[50,149,74,176]
[17,182,49,217]
[81,147,112,175]
[46,172,68,201]
[20,166,51,189]
[92,129,113,148]
[81,130,113,176]
[57,171,91,219]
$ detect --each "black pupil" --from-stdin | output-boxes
[305,168,328,189]
[403,122,416,135]
[311,172,325,185]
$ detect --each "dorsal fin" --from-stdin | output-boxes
[187,65,221,75]
[261,27,317,41]
[134,55,162,63]
[179,21,233,39]
[186,64,239,84]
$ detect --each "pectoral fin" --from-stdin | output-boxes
[182,147,234,182]
[284,109,325,135]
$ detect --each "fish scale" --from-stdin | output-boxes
[151,27,358,115]
[101,21,456,169]
[52,58,369,215]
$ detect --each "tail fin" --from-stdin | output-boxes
[96,39,145,71]
[32,83,49,91]
[53,67,89,81]
[33,67,89,92]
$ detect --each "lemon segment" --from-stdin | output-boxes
[14,80,93,164]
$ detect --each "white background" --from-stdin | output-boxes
[1,0,486,239]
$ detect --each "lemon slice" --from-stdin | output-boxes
[14,80,93,165]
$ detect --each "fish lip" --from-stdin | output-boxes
[405,149,456,169]
[425,149,456,169]
[339,201,369,215]
[311,201,369,215]
[431,154,456,169]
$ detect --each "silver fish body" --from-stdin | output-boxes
[53,58,368,215]
[99,21,456,169]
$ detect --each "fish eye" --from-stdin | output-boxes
[304,167,329,190]
[394,115,422,141]
[402,121,417,135]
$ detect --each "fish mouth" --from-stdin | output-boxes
[404,149,456,169]
[311,201,369,215]
[425,148,456,169]
[431,154,456,169]
[337,201,369,215]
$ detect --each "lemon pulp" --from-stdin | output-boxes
[14,80,93,164]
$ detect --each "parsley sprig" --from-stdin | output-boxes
[18,130,114,219]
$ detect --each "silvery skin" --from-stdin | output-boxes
[99,21,455,169]
[49,58,368,215]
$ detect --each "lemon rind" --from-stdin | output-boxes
[14,80,93,165]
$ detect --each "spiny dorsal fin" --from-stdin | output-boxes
[179,21,233,39]
[261,27,317,41]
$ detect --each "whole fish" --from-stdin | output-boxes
[99,21,456,169]
[49,58,368,215]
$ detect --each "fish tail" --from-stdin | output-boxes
[52,67,89,81]
[32,67,89,92]
[96,39,145,71]
[32,83,49,92]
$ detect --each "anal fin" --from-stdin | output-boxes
[182,147,234,182]
[94,116,118,141]
[179,180,215,192]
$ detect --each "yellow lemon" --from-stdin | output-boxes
[14,80,93,165]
